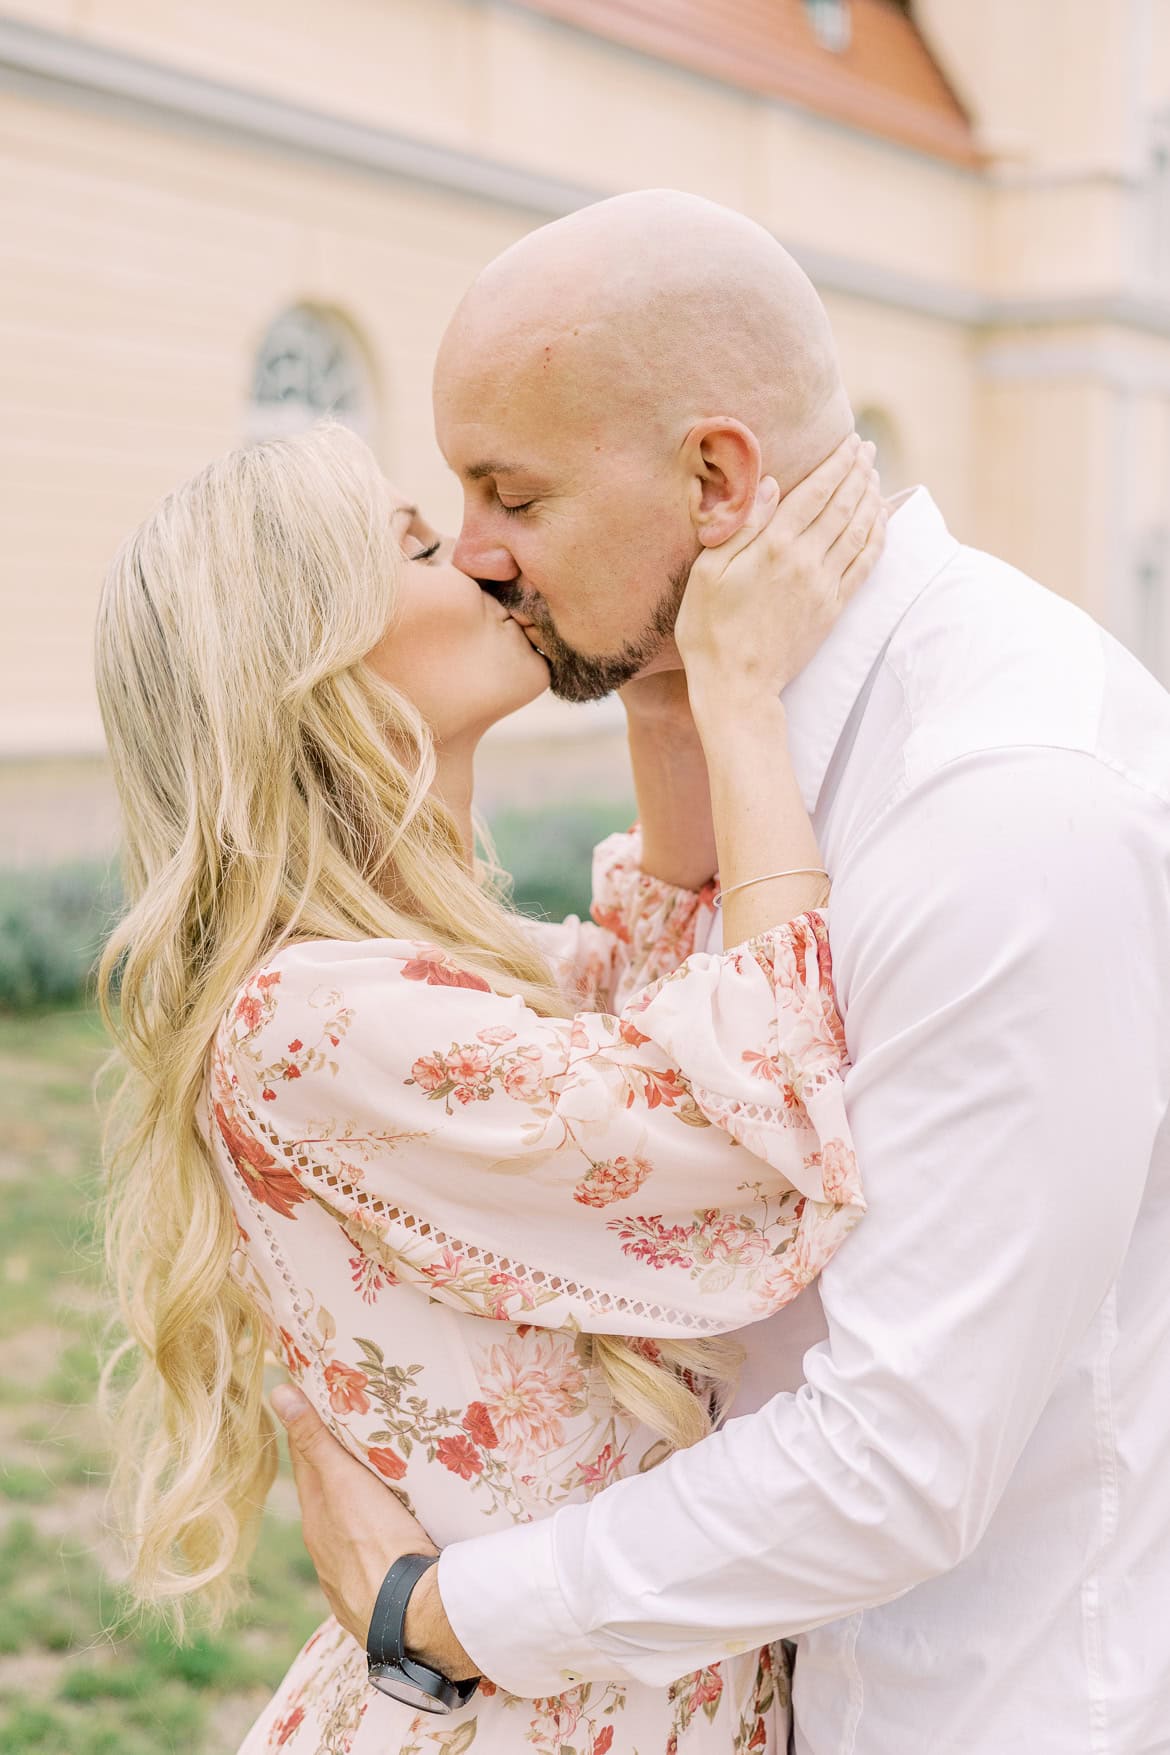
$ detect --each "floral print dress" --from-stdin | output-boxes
[204,831,864,1755]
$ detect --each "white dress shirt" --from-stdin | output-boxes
[439,490,1170,1754]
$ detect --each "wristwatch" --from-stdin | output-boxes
[366,1552,480,1714]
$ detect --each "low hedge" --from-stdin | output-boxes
[0,798,635,1013]
[486,798,634,923]
[0,863,123,1014]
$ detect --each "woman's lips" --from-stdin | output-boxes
[485,593,549,659]
[514,620,549,659]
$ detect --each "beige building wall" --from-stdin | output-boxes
[0,86,534,751]
[923,0,1170,670]
[1,0,1168,763]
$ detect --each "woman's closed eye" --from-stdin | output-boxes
[412,539,442,562]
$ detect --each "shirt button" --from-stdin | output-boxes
[561,1670,582,1684]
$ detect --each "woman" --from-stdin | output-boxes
[95,423,883,1754]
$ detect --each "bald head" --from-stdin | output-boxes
[433,191,854,701]
[438,190,848,491]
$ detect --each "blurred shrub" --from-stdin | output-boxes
[488,797,633,922]
[0,798,635,1012]
[0,862,121,1013]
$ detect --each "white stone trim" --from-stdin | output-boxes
[0,14,599,219]
[979,339,1170,393]
[987,162,1146,192]
[988,292,1170,338]
[791,242,985,325]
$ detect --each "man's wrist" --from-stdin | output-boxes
[625,697,698,732]
[619,663,694,730]
[402,1555,482,1683]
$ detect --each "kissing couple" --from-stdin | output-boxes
[96,191,1170,1755]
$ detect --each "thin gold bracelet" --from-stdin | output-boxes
[713,867,830,910]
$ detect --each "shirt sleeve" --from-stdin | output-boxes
[523,827,713,1013]
[214,911,862,1346]
[437,746,1170,1694]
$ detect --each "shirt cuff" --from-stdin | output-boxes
[438,1510,609,1699]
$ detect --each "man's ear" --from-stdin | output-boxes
[681,420,763,548]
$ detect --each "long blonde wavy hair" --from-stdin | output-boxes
[95,422,740,1630]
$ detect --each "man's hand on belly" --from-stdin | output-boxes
[271,1385,481,1682]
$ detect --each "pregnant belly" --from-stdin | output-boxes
[330,1311,668,1550]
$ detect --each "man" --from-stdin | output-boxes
[271,191,1170,1753]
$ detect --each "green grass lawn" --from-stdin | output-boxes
[0,1007,328,1754]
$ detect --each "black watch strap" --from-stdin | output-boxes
[366,1553,480,1712]
[367,1553,437,1669]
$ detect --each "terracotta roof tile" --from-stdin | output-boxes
[515,0,978,165]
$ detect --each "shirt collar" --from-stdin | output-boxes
[781,486,960,813]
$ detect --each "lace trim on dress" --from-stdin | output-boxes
[689,1067,843,1130]
[229,1077,734,1335]
[206,1087,333,1409]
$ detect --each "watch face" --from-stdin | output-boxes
[368,1664,453,1714]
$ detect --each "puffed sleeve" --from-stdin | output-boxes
[212,913,863,1341]
[523,827,714,1013]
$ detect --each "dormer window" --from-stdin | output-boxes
[806,0,852,54]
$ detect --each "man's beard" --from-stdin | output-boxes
[486,564,690,703]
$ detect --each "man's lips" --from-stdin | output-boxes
[478,586,550,656]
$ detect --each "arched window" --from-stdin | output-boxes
[805,0,852,53]
[247,305,375,442]
[854,406,907,495]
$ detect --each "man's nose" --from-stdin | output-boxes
[452,524,518,584]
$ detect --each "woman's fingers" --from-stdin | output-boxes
[803,444,875,557]
[690,476,780,585]
[693,438,879,595]
[837,500,888,602]
[826,469,882,573]
[676,432,887,700]
[773,433,861,539]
